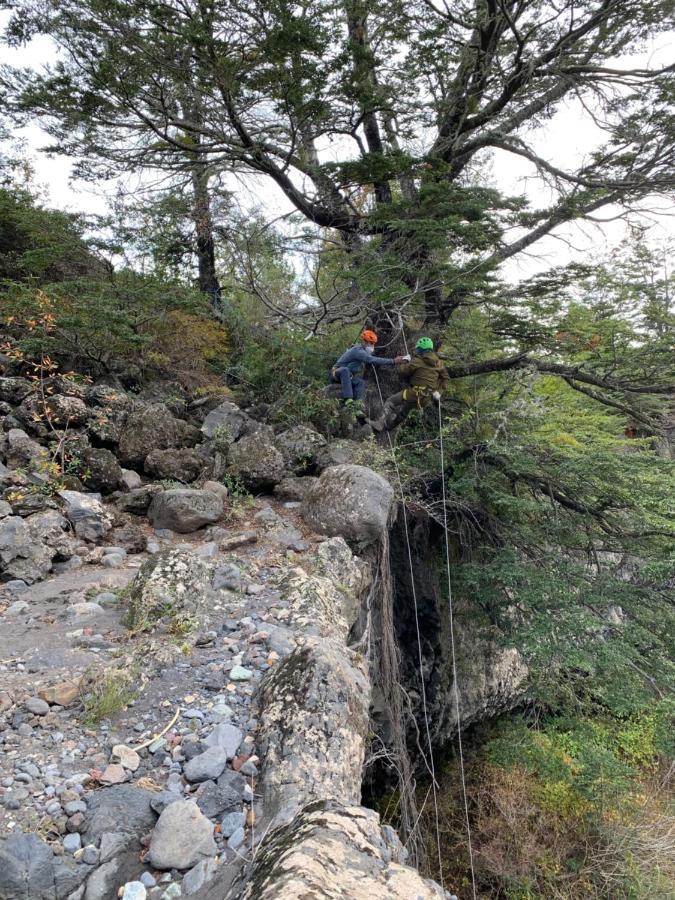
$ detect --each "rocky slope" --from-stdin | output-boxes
[0,370,524,899]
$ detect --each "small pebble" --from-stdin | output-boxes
[63,833,81,854]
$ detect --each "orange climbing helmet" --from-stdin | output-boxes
[361,329,378,344]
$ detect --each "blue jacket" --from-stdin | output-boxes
[333,345,395,377]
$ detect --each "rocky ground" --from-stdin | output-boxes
[0,371,456,899]
[0,493,362,899]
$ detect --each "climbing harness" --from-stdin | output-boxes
[373,358,478,900]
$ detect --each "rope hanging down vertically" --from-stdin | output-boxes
[437,401,478,900]
[372,367,445,887]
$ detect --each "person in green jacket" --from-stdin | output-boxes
[370,337,449,432]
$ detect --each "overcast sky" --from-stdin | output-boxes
[1,12,673,283]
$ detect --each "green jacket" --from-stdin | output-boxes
[398,351,449,392]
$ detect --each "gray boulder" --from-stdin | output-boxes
[0,832,87,900]
[274,475,319,502]
[301,465,395,546]
[119,468,142,491]
[203,723,243,760]
[315,439,359,472]
[83,785,157,845]
[144,448,203,484]
[227,431,285,491]
[0,515,54,583]
[0,377,33,405]
[274,425,327,474]
[148,800,216,871]
[44,394,90,428]
[58,490,113,543]
[26,510,75,559]
[80,447,123,494]
[123,549,215,632]
[117,403,199,467]
[148,489,223,533]
[116,485,162,516]
[201,401,249,443]
[5,428,48,470]
[183,746,228,783]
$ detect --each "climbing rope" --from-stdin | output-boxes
[370,323,477,896]
[437,401,478,900]
[372,367,445,888]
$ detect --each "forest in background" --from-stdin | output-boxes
[1,1,674,896]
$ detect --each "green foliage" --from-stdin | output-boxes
[0,184,229,383]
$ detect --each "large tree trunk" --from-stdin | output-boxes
[191,159,221,309]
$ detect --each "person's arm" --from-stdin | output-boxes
[368,354,397,367]
[438,364,450,392]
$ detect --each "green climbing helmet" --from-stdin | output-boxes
[415,336,434,352]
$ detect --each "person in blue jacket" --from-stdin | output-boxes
[329,330,407,402]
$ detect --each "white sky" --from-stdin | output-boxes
[1,13,673,282]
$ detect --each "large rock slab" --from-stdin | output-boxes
[148,489,223,533]
[301,464,395,546]
[226,432,285,491]
[254,639,370,822]
[58,490,113,542]
[221,801,445,900]
[148,800,216,871]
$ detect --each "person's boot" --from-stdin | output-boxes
[368,415,385,432]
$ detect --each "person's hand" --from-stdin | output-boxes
[432,391,441,402]
[401,354,411,362]
[393,355,405,364]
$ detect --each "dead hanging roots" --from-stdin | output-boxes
[369,529,427,869]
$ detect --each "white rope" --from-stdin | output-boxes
[437,400,478,900]
[372,367,445,888]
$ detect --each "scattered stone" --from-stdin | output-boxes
[99,764,128,785]
[150,792,181,815]
[80,447,123,494]
[201,401,249,442]
[227,826,245,850]
[116,484,163,515]
[112,744,141,772]
[204,723,243,760]
[4,599,29,615]
[202,480,229,501]
[229,666,252,682]
[275,425,327,474]
[38,678,81,707]
[84,785,157,844]
[184,747,228,783]
[122,881,147,900]
[148,800,217,871]
[81,845,99,866]
[63,832,82,854]
[220,810,246,838]
[25,696,50,716]
[120,468,142,491]
[139,872,157,889]
[181,858,218,895]
[219,531,258,551]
